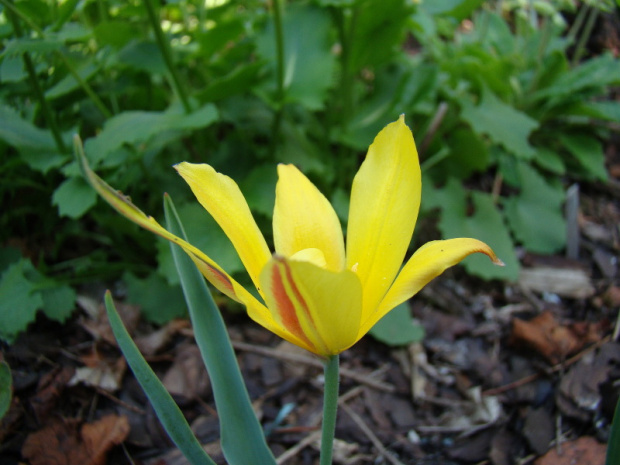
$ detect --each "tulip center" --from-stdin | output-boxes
[290,248,327,268]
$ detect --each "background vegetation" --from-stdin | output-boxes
[1,0,619,342]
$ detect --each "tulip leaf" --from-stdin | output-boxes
[0,361,11,420]
[163,195,277,465]
[607,397,620,465]
[369,303,425,346]
[104,292,216,465]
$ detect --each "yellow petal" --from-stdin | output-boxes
[363,238,503,333]
[346,115,421,319]
[259,256,363,356]
[175,162,271,292]
[75,141,261,308]
[273,164,345,271]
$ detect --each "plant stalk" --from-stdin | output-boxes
[269,0,286,157]
[5,3,68,153]
[143,0,192,113]
[320,354,340,465]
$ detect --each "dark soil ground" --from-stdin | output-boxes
[1,171,619,465]
[2,12,620,465]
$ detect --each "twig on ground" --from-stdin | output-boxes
[232,340,396,392]
[339,402,407,465]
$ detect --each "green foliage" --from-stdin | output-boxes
[0,252,75,343]
[369,303,425,346]
[1,0,618,338]
[0,361,11,421]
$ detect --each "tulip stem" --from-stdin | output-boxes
[320,354,340,465]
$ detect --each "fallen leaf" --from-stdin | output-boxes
[30,366,75,423]
[22,414,130,465]
[162,344,210,402]
[509,311,607,364]
[533,436,606,465]
[519,267,594,298]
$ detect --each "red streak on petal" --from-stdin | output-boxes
[271,260,313,348]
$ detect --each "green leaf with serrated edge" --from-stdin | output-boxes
[52,177,98,219]
[84,104,218,164]
[534,147,566,175]
[256,3,336,110]
[369,303,425,346]
[607,397,620,465]
[423,177,519,281]
[40,284,76,323]
[157,203,243,286]
[461,89,539,160]
[558,133,608,181]
[0,260,43,343]
[123,272,186,324]
[0,362,11,420]
[164,195,277,465]
[504,163,566,254]
[104,292,216,465]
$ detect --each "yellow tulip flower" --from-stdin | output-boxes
[79,116,502,357]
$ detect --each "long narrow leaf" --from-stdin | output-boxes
[607,396,620,465]
[103,291,216,465]
[163,194,277,465]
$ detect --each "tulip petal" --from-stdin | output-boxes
[175,162,271,292]
[76,143,261,309]
[259,256,362,356]
[362,238,503,333]
[273,164,345,271]
[346,115,421,319]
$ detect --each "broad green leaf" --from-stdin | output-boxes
[198,63,262,103]
[117,40,167,74]
[461,89,539,160]
[444,127,490,178]
[569,101,620,122]
[39,284,76,323]
[0,260,43,344]
[534,147,566,175]
[558,133,608,181]
[46,61,99,99]
[347,0,413,73]
[424,177,519,281]
[104,292,216,465]
[164,195,277,465]
[85,103,218,163]
[256,3,336,110]
[123,272,187,324]
[504,163,566,254]
[93,21,140,49]
[0,104,58,151]
[0,362,11,420]
[52,177,98,218]
[0,55,26,83]
[1,38,64,56]
[369,303,425,346]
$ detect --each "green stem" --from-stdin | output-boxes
[270,0,285,157]
[143,0,192,113]
[5,4,68,153]
[320,354,340,465]
[1,0,113,119]
[571,6,599,67]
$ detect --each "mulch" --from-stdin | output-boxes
[1,183,619,465]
